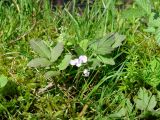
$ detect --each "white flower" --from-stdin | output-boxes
[70,55,88,67]
[70,59,79,66]
[83,69,90,77]
[70,59,82,67]
[76,61,82,67]
[79,55,87,63]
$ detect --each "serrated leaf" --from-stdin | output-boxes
[93,44,113,55]
[144,58,160,87]
[148,13,160,28]
[29,39,51,59]
[134,87,157,111]
[89,33,125,55]
[147,95,157,111]
[51,42,64,62]
[58,54,72,70]
[144,27,156,33]
[109,108,126,118]
[121,7,146,20]
[44,71,60,79]
[89,34,115,55]
[112,33,125,48]
[97,55,115,65]
[135,0,151,15]
[155,29,160,46]
[125,98,133,114]
[27,58,51,67]
[0,75,8,88]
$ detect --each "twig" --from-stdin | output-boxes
[37,82,54,95]
[79,104,89,117]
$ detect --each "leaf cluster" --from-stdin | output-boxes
[27,39,71,79]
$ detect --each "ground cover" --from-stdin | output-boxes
[1,0,160,119]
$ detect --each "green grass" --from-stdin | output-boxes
[1,0,160,119]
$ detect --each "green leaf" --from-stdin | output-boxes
[125,98,133,114]
[135,0,151,15]
[29,39,51,59]
[144,27,156,33]
[74,45,85,56]
[134,88,157,111]
[97,55,115,65]
[89,33,125,55]
[143,58,160,87]
[112,33,126,48]
[109,108,126,118]
[148,13,160,28]
[79,39,89,52]
[0,75,8,88]
[155,29,160,46]
[51,42,64,62]
[44,71,60,79]
[121,7,146,20]
[27,58,51,67]
[89,34,115,55]
[58,54,72,70]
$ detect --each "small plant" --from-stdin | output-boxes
[88,33,125,68]
[134,87,160,119]
[27,32,125,79]
[121,0,160,46]
[108,87,159,119]
[134,88,157,112]
[144,12,160,46]
[27,39,72,79]
[142,57,160,88]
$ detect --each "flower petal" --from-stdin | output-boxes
[70,59,79,66]
[83,69,90,77]
[79,55,87,63]
[76,61,82,67]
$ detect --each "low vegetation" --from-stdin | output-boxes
[1,0,160,119]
